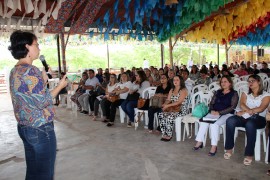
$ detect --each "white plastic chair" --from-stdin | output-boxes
[134,87,157,130]
[265,138,269,164]
[234,127,266,161]
[191,84,208,95]
[240,75,250,81]
[180,91,213,142]
[119,106,127,123]
[263,78,270,93]
[208,82,221,94]
[234,81,249,95]
[232,77,241,84]
[258,73,268,81]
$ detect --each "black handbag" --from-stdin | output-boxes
[126,92,140,101]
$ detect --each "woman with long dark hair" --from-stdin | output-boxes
[147,74,171,133]
[224,75,270,165]
[158,75,189,141]
[121,70,150,127]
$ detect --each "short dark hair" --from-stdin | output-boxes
[199,69,208,74]
[8,30,37,59]
[182,69,189,75]
[88,69,95,74]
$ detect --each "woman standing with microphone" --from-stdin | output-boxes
[8,31,68,180]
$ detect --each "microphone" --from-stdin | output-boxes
[39,55,49,72]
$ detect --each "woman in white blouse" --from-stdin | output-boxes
[93,74,117,121]
[224,74,270,165]
[121,70,150,127]
[103,72,132,126]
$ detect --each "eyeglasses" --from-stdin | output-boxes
[248,79,257,84]
[32,43,39,47]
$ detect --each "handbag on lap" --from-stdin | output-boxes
[149,96,167,108]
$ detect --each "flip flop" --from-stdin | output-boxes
[224,152,232,160]
[243,158,252,166]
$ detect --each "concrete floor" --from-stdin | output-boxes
[0,93,269,180]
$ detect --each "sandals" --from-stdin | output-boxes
[243,158,252,166]
[267,169,270,176]
[224,152,232,160]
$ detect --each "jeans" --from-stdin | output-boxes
[225,115,266,156]
[121,100,138,122]
[18,122,56,180]
[148,107,162,130]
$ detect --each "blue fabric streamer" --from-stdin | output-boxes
[232,24,270,46]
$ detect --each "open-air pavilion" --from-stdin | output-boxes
[0,0,270,179]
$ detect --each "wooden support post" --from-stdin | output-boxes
[225,43,229,65]
[251,46,253,64]
[57,34,62,76]
[161,44,164,68]
[217,44,220,66]
[107,43,110,69]
[60,32,67,73]
[169,37,173,67]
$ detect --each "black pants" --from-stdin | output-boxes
[88,95,97,112]
[103,99,124,122]
[148,107,162,130]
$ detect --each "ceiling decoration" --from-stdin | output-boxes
[184,0,270,44]
[0,0,64,36]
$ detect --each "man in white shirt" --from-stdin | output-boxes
[182,69,194,95]
[78,69,100,114]
[143,58,149,69]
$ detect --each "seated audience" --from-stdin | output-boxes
[189,65,200,81]
[195,69,211,86]
[193,76,239,156]
[91,73,110,120]
[224,75,270,165]
[253,64,260,75]
[103,72,132,126]
[147,74,171,133]
[121,70,150,127]
[54,72,68,106]
[158,75,189,141]
[71,72,88,111]
[96,68,103,83]
[181,69,194,95]
[78,69,100,114]
[260,62,270,77]
[246,61,254,74]
[210,67,221,82]
[233,63,248,77]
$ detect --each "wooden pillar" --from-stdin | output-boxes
[199,44,201,65]
[161,44,164,68]
[107,43,110,69]
[251,46,253,64]
[225,43,228,65]
[256,46,259,62]
[169,37,173,67]
[60,32,67,73]
[56,34,62,76]
[217,44,220,66]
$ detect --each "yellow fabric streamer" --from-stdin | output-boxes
[185,0,270,44]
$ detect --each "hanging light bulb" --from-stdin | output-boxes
[165,0,179,6]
